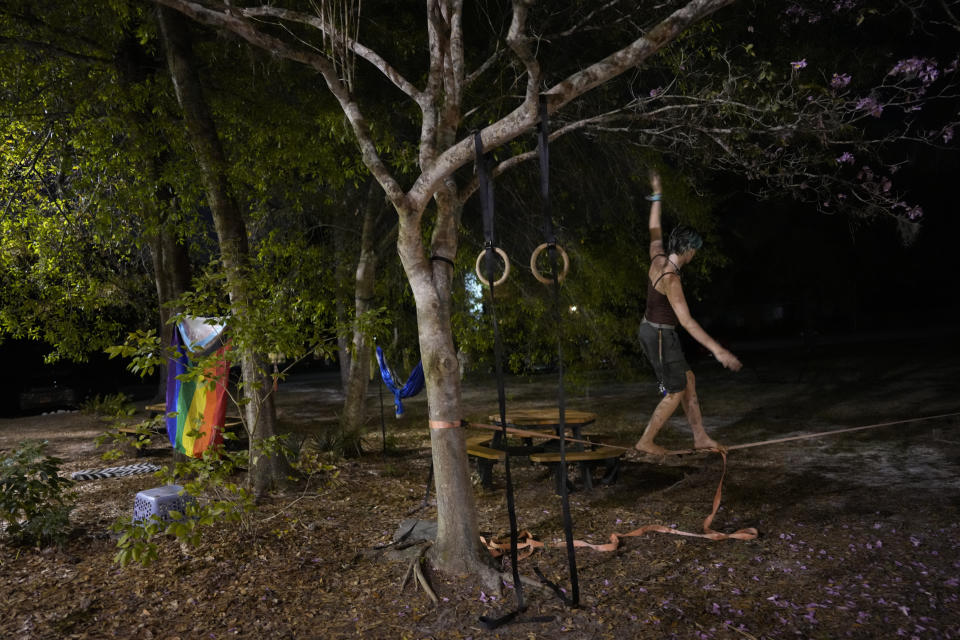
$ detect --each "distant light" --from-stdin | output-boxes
[569,305,578,313]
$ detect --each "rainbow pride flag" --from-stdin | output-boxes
[165,323,231,458]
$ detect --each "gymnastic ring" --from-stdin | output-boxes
[475,247,511,288]
[530,243,569,284]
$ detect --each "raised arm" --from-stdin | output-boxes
[648,169,664,260]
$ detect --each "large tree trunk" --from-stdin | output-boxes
[396,192,484,573]
[158,6,287,494]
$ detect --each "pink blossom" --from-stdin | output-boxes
[890,57,940,86]
[791,59,808,71]
[855,96,883,117]
[836,151,855,164]
[831,73,852,89]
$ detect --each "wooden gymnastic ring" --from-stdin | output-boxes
[530,243,569,284]
[475,247,511,287]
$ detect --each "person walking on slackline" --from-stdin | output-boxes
[634,170,742,456]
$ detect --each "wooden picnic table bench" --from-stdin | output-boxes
[529,445,622,493]
[469,408,621,492]
[466,434,506,488]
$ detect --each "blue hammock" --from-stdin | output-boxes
[376,346,424,417]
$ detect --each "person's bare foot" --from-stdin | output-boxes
[634,440,670,456]
[693,435,721,451]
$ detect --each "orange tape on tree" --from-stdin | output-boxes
[429,420,461,429]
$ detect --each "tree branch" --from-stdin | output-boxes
[407,0,736,213]
[240,4,425,101]
[151,0,409,210]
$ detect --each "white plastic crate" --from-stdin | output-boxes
[133,485,194,523]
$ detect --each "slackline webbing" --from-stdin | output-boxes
[471,410,960,456]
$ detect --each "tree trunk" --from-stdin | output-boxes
[340,180,385,449]
[147,220,191,399]
[158,6,286,494]
[396,194,484,573]
[334,221,352,394]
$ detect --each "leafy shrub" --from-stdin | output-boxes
[0,441,75,547]
[111,440,257,567]
[111,434,342,567]
[94,416,160,461]
[81,392,136,417]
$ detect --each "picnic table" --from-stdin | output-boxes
[468,408,622,493]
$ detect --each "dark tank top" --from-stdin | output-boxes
[644,256,679,325]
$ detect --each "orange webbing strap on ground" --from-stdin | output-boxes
[481,450,757,559]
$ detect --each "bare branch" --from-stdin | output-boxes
[151,0,408,209]
[241,4,424,100]
[464,44,504,87]
[458,110,625,202]
[506,0,541,104]
[408,0,736,213]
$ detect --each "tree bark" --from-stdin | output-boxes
[148,215,192,398]
[157,5,287,494]
[340,180,386,449]
[396,190,483,573]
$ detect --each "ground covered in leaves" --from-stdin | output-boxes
[1,332,959,639]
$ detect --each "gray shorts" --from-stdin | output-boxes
[638,321,689,394]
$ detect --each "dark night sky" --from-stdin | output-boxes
[699,145,960,340]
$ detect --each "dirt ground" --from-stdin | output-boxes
[1,331,959,639]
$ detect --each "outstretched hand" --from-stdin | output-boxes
[714,347,743,372]
[648,169,662,194]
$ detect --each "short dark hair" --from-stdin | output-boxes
[667,226,703,254]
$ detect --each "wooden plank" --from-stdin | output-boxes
[529,446,623,463]
[466,445,506,460]
[466,434,494,447]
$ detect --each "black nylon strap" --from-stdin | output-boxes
[480,611,555,630]
[474,131,527,621]
[538,95,556,246]
[538,96,580,608]
[429,254,455,268]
